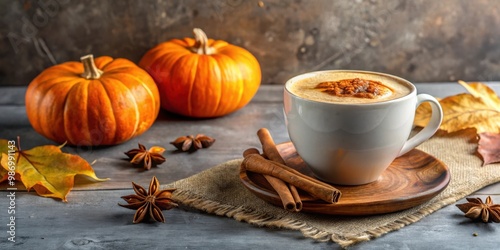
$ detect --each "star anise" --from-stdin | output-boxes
[124,143,166,170]
[170,134,215,152]
[119,176,178,223]
[456,196,500,223]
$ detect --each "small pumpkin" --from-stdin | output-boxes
[139,28,261,118]
[25,55,160,146]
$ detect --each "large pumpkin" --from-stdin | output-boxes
[139,28,261,118]
[25,55,160,146]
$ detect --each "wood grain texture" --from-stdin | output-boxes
[240,142,450,215]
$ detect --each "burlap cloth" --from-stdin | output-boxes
[165,130,500,248]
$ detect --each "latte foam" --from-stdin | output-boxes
[286,71,413,104]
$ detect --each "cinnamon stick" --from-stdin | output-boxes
[288,184,302,211]
[257,128,286,164]
[243,148,261,157]
[242,154,341,203]
[257,128,302,211]
[243,148,298,211]
[263,176,297,211]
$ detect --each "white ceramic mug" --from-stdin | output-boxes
[283,70,443,185]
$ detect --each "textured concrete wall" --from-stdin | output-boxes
[1,0,500,86]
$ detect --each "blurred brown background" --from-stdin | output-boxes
[1,0,500,86]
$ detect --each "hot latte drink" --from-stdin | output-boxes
[286,71,412,104]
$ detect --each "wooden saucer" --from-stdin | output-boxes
[240,142,450,215]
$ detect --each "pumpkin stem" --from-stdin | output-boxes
[192,28,214,55]
[80,54,103,79]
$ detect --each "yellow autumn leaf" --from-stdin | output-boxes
[0,154,9,182]
[0,139,108,201]
[458,80,500,108]
[414,82,500,133]
[0,163,7,182]
[0,141,11,183]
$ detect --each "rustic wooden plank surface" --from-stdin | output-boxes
[1,189,499,250]
[1,84,500,249]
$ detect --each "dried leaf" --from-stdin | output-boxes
[0,166,7,183]
[477,133,500,165]
[0,142,11,183]
[414,81,500,133]
[0,139,108,201]
[0,141,17,185]
[459,81,500,108]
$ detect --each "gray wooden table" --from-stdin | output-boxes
[1,84,499,249]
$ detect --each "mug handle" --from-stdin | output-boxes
[398,94,443,156]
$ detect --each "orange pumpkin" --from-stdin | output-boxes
[25,55,160,146]
[139,28,261,118]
